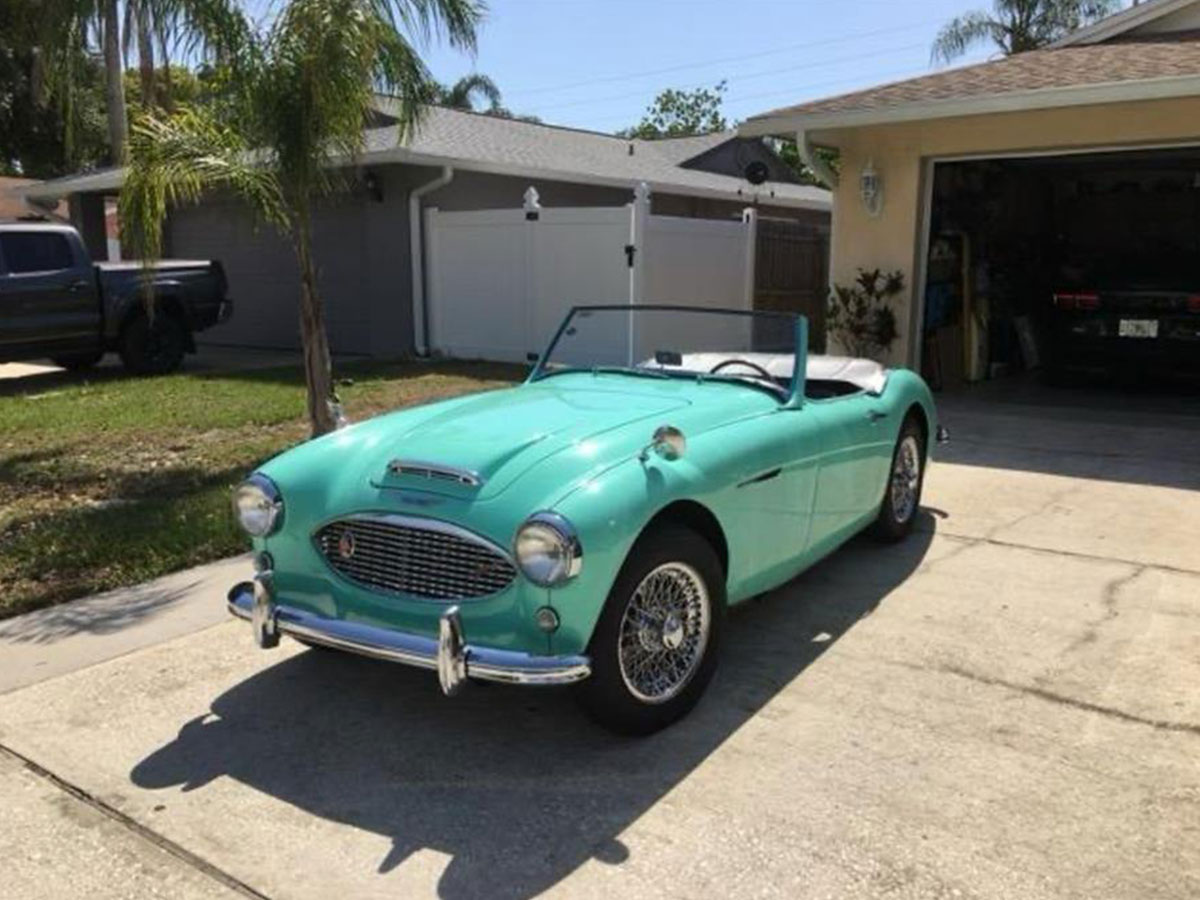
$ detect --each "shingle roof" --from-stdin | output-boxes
[365,103,828,208]
[743,31,1200,130]
[18,105,829,210]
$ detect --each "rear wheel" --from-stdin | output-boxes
[119,312,188,375]
[575,525,723,735]
[872,416,926,542]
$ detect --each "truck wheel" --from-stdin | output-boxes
[119,312,187,375]
[574,524,724,735]
[51,351,104,371]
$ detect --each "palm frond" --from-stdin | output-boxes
[931,11,1004,64]
[120,106,287,265]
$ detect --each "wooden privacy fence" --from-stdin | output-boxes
[753,216,829,350]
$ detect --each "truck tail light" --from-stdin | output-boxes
[1187,295,1200,313]
[1053,292,1075,310]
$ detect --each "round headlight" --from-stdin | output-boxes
[514,512,582,587]
[232,474,283,537]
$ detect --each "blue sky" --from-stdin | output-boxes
[247,1,1128,134]
[417,0,1002,132]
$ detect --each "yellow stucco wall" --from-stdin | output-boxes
[820,95,1200,364]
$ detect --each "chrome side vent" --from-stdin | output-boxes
[315,515,515,601]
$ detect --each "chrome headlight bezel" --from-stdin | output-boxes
[232,473,283,538]
[513,511,582,587]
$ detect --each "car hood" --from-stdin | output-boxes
[271,380,695,504]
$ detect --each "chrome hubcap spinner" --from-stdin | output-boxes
[618,561,711,704]
[891,435,921,523]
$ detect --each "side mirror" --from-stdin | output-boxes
[639,425,686,463]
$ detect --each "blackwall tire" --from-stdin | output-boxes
[119,313,187,375]
[574,524,724,736]
[871,416,926,542]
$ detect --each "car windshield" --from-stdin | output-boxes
[531,305,802,399]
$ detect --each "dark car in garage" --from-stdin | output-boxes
[1048,258,1200,379]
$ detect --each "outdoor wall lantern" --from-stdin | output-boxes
[860,159,883,218]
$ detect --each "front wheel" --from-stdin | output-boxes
[872,416,926,542]
[574,525,723,735]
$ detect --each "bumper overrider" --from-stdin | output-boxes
[227,572,591,695]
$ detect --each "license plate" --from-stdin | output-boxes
[1118,319,1158,338]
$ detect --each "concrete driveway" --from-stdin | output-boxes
[1,387,1197,899]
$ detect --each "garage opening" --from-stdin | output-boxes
[920,146,1200,394]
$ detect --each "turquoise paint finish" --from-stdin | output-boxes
[250,328,939,662]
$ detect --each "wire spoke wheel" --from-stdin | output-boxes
[890,435,921,524]
[617,561,711,704]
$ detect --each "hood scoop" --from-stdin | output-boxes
[384,459,483,488]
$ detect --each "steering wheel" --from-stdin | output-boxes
[709,358,776,381]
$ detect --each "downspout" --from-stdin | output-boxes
[409,166,454,356]
[796,129,838,189]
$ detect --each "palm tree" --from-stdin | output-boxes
[434,72,502,112]
[120,0,482,436]
[931,0,1119,65]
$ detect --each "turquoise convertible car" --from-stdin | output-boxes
[229,306,945,734]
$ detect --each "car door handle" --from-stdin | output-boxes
[67,279,90,293]
[867,410,888,422]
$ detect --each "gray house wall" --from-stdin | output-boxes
[167,161,829,358]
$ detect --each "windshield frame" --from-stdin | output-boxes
[527,304,808,405]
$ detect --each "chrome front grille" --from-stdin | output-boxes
[315,515,517,601]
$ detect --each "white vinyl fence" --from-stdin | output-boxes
[425,184,757,363]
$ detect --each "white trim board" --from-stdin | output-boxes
[739,73,1200,138]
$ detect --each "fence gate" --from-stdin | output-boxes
[424,185,759,363]
[754,217,829,349]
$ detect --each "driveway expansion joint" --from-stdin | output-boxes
[934,528,1200,576]
[889,660,1200,737]
[0,739,272,900]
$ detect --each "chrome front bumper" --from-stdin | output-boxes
[227,574,591,695]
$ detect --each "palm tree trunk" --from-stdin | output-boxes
[293,215,337,436]
[101,0,128,162]
[136,0,155,108]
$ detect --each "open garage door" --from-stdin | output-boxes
[920,146,1200,392]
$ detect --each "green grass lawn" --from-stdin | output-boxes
[0,359,521,619]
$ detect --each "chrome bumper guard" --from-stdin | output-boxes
[227,574,591,695]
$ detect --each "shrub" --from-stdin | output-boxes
[827,268,903,359]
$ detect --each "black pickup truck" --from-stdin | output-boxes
[0,221,230,374]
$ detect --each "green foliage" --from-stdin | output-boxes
[932,0,1118,64]
[827,269,904,360]
[122,64,207,110]
[120,0,483,435]
[772,138,841,187]
[434,72,501,111]
[0,0,109,176]
[619,81,729,139]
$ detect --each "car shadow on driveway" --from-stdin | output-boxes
[130,516,936,899]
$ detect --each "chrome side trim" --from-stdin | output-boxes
[386,459,483,487]
[227,582,591,690]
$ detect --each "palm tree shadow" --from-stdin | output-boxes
[131,515,936,899]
